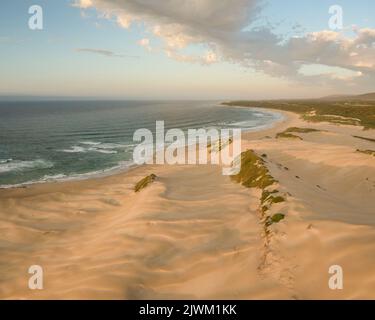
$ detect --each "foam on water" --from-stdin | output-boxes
[0,159,54,174]
[59,141,136,154]
[0,160,136,189]
[59,146,87,153]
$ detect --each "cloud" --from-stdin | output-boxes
[72,0,93,8]
[137,38,152,51]
[75,48,138,58]
[164,49,218,65]
[73,0,375,88]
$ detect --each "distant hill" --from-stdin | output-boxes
[320,92,375,101]
[355,92,375,100]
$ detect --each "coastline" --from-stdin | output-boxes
[1,107,375,299]
[0,106,285,190]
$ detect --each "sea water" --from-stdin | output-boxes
[0,100,282,187]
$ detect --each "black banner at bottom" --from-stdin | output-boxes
[0,300,372,318]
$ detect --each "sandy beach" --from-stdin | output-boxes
[1,108,375,300]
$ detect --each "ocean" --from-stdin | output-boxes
[0,100,282,188]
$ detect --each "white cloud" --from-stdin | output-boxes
[117,15,132,28]
[73,0,93,9]
[73,0,375,88]
[137,38,152,51]
[75,48,138,58]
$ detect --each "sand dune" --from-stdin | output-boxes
[1,110,374,299]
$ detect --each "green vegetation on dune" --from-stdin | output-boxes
[223,100,375,129]
[284,127,321,133]
[134,174,157,192]
[302,114,361,126]
[231,150,286,234]
[276,132,303,140]
[265,213,285,227]
[260,189,278,203]
[267,195,285,204]
[356,149,375,156]
[276,127,321,140]
[260,189,285,216]
[231,150,276,189]
[261,189,285,205]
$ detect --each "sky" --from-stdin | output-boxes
[0,0,374,100]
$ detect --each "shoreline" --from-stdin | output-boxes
[0,106,287,191]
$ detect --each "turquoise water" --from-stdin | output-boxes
[0,100,282,187]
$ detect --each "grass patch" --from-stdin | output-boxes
[276,132,303,140]
[284,127,321,134]
[260,189,278,203]
[302,114,361,126]
[231,150,276,189]
[261,190,285,215]
[261,190,285,205]
[276,127,321,140]
[356,149,375,156]
[265,213,285,226]
[267,195,286,204]
[271,213,285,223]
[134,174,157,192]
[231,150,287,232]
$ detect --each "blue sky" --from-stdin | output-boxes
[1,0,374,99]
